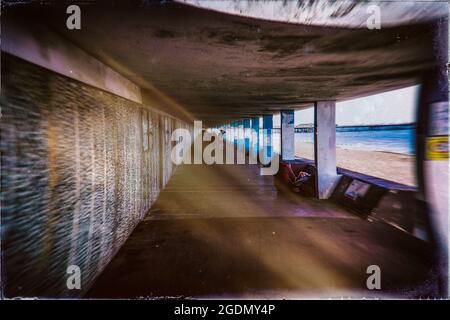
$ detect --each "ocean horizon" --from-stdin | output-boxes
[270,125,415,155]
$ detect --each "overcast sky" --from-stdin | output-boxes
[272,85,419,127]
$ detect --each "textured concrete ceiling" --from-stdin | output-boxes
[178,0,447,28]
[2,1,444,124]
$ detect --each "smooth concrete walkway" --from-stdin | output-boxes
[87,163,434,298]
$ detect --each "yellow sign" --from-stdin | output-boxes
[427,136,449,160]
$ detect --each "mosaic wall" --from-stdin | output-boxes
[0,54,185,297]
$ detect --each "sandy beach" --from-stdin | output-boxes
[295,142,416,187]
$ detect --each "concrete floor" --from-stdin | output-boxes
[87,163,435,299]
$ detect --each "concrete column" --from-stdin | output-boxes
[314,101,340,199]
[281,110,295,161]
[232,121,238,147]
[251,117,260,157]
[237,120,244,150]
[225,122,235,164]
[243,118,251,153]
[262,114,273,164]
[230,122,234,143]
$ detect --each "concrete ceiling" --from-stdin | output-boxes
[2,1,445,124]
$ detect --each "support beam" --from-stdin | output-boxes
[230,123,234,143]
[243,118,251,153]
[237,120,244,150]
[281,110,295,161]
[314,101,340,199]
[232,121,238,147]
[262,115,273,164]
[225,122,235,164]
[236,120,245,163]
[251,117,260,157]
[417,19,449,297]
[2,17,142,103]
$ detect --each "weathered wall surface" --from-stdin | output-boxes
[0,54,186,298]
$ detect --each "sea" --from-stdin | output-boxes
[271,124,415,155]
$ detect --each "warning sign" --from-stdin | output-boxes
[427,136,449,160]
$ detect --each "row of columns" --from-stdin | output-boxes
[217,101,339,199]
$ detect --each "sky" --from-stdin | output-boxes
[272,85,419,127]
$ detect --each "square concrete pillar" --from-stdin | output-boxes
[251,117,260,156]
[314,101,341,199]
[232,121,238,146]
[262,114,273,164]
[281,110,295,161]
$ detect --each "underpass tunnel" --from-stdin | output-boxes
[0,1,448,298]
